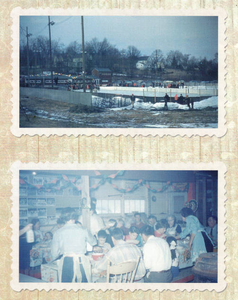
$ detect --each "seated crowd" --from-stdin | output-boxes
[19,208,218,283]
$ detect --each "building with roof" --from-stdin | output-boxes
[92,68,112,85]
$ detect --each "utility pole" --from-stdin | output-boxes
[26,27,32,86]
[155,49,158,87]
[81,16,86,92]
[48,16,54,89]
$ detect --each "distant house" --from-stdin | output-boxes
[92,68,112,85]
[136,56,149,70]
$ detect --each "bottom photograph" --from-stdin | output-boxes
[11,164,225,291]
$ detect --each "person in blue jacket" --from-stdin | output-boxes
[176,207,214,263]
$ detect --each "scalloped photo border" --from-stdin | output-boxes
[11,161,226,292]
[11,7,227,137]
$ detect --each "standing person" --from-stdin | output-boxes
[131,94,135,108]
[178,94,184,105]
[176,208,214,263]
[89,208,105,237]
[185,95,191,109]
[164,93,170,110]
[51,207,96,282]
[205,216,218,248]
[31,218,43,243]
[141,225,172,283]
[19,223,34,275]
[92,228,146,282]
[131,213,145,231]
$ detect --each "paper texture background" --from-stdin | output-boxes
[0,0,237,299]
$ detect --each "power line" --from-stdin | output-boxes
[54,16,73,26]
[34,24,48,36]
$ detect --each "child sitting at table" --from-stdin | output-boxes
[125,226,143,247]
[166,236,179,279]
[93,230,111,254]
[44,231,53,242]
[154,219,168,239]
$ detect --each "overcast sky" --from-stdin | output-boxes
[20,16,218,59]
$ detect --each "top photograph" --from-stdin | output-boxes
[12,9,226,136]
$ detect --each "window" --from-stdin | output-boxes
[97,200,121,214]
[124,200,145,213]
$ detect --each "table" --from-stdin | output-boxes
[177,240,193,269]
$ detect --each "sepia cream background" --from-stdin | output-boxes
[0,0,237,299]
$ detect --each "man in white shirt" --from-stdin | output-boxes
[141,225,173,283]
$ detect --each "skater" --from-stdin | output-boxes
[131,94,135,108]
[164,93,169,110]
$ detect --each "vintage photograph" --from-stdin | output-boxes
[18,13,221,130]
[12,165,225,291]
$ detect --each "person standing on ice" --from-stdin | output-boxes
[164,93,169,110]
[131,94,135,108]
[185,95,191,109]
[178,94,184,105]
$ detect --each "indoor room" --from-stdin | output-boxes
[19,170,218,283]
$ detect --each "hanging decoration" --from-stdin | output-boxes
[20,171,190,195]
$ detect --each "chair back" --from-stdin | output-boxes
[106,256,140,283]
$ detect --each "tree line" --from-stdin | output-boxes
[20,36,218,80]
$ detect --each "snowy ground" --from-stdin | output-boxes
[92,95,218,111]
[20,95,218,128]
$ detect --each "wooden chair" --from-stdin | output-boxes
[106,257,140,283]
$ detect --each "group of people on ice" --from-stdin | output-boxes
[130,93,194,110]
[164,93,194,110]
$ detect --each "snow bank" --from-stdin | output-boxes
[194,96,218,109]
[93,95,218,111]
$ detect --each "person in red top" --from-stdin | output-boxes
[154,219,168,239]
[131,213,145,232]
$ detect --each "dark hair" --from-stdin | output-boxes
[141,225,154,236]
[208,215,218,223]
[134,213,141,218]
[155,219,168,230]
[31,218,40,227]
[129,226,140,234]
[166,236,177,246]
[148,215,157,221]
[109,219,117,227]
[57,218,65,225]
[98,230,107,239]
[117,218,125,226]
[61,207,78,222]
[111,228,124,240]
[45,231,53,239]
[180,207,194,218]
